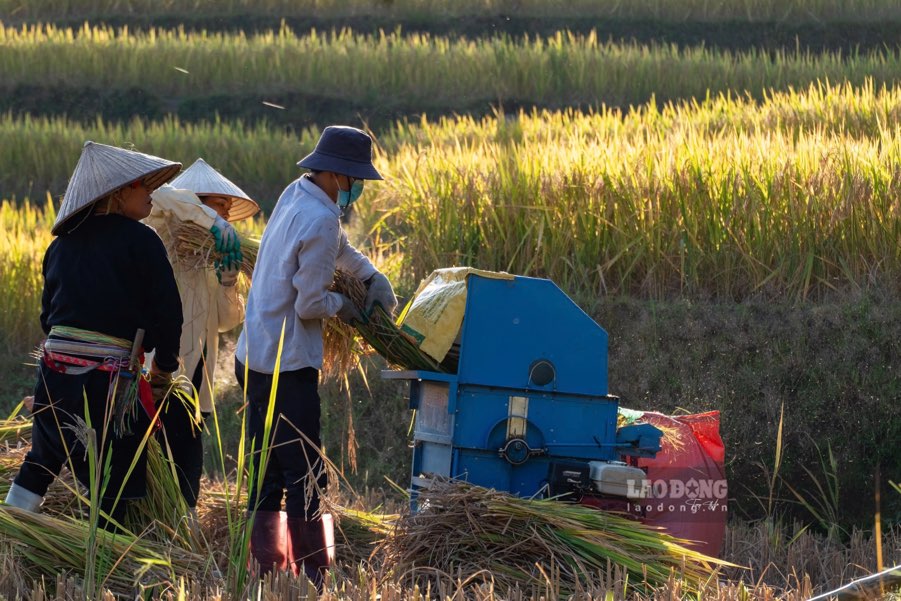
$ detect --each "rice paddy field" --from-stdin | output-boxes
[6,24,901,128]
[3,0,901,22]
[1,1,900,598]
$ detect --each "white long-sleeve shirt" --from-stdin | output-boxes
[236,175,377,374]
[144,185,246,412]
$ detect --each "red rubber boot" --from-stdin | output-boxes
[249,510,288,576]
[286,516,331,591]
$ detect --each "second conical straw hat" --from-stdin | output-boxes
[52,141,182,235]
[169,158,260,221]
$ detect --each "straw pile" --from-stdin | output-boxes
[0,506,209,594]
[169,221,259,279]
[376,479,729,595]
[0,433,215,594]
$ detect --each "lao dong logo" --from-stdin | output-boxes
[626,476,728,516]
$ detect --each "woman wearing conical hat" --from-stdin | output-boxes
[4,142,183,529]
[143,158,260,512]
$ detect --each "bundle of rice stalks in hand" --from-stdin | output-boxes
[322,276,364,381]
[169,221,259,279]
[329,270,446,373]
[376,480,731,595]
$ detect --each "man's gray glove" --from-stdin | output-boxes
[364,272,398,316]
[336,294,363,325]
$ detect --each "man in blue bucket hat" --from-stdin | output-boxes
[235,126,397,585]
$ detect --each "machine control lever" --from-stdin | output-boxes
[499,438,546,465]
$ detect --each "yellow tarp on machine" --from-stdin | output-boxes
[398,267,513,363]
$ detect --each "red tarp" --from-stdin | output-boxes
[633,411,727,558]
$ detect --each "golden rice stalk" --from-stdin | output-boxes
[330,270,447,373]
[127,438,204,550]
[320,269,369,385]
[376,479,732,595]
[330,505,399,568]
[169,221,259,280]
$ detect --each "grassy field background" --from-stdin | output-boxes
[0,0,899,597]
[4,0,901,22]
[6,24,901,129]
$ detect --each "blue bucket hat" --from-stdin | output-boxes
[297,125,383,180]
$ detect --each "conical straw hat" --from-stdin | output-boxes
[170,158,260,221]
[52,141,182,235]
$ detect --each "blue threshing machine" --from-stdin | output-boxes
[383,274,663,506]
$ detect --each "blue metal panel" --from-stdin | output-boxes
[454,451,551,497]
[452,386,619,462]
[457,276,608,396]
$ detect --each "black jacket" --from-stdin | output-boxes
[40,214,183,372]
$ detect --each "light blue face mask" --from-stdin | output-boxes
[336,177,364,209]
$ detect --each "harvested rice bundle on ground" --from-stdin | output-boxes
[0,505,211,596]
[0,436,204,548]
[168,221,259,280]
[376,480,730,595]
[330,270,446,372]
[330,505,398,567]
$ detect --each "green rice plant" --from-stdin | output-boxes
[3,25,901,114]
[781,440,844,541]
[4,79,901,205]
[2,0,901,23]
[200,320,291,596]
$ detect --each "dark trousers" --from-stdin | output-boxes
[156,394,204,508]
[16,362,150,507]
[153,352,208,508]
[235,360,326,520]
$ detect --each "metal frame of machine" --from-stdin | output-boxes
[383,274,663,507]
